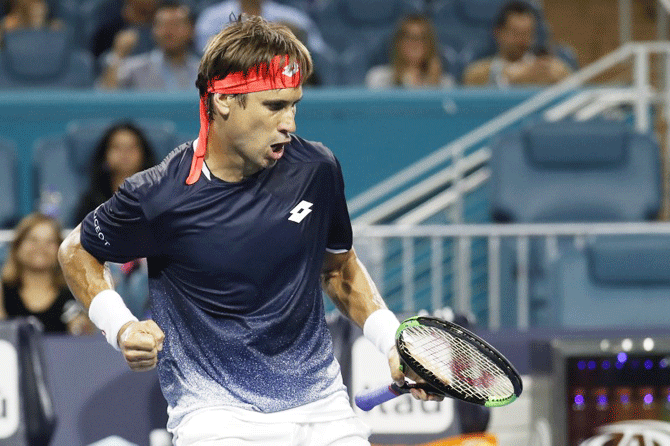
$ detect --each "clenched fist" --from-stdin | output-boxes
[117,320,165,372]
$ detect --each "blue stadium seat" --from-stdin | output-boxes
[0,29,94,89]
[311,0,423,84]
[547,235,670,328]
[274,0,314,9]
[80,0,122,51]
[80,0,155,61]
[490,119,662,328]
[490,119,661,223]
[0,138,18,228]
[33,119,189,226]
[429,0,504,54]
[32,136,83,227]
[309,45,341,86]
[64,118,188,173]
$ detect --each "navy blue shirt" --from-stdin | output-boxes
[80,135,352,428]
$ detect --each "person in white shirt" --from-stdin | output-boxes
[99,2,199,90]
[195,0,327,54]
[366,14,454,89]
[462,0,571,87]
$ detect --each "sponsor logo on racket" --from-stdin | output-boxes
[451,357,495,389]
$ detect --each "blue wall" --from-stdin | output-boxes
[0,88,539,217]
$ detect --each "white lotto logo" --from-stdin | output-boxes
[0,339,20,439]
[580,420,670,445]
[283,62,299,77]
[351,336,453,434]
[288,200,313,223]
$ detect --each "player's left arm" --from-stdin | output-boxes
[321,248,441,401]
[321,248,385,328]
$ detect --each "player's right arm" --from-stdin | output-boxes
[59,224,164,371]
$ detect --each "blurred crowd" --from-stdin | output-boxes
[0,0,578,334]
[0,122,156,336]
[0,0,577,90]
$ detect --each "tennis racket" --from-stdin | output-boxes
[355,316,523,410]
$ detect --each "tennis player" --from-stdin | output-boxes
[58,15,440,446]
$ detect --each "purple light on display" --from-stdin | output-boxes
[621,394,630,404]
[577,361,586,371]
[661,359,669,369]
[644,394,654,405]
[574,395,585,405]
[602,360,611,370]
[615,361,624,370]
[617,352,628,363]
[597,395,608,405]
[667,393,670,403]
[644,360,654,370]
[588,360,597,370]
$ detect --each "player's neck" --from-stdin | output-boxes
[204,127,260,183]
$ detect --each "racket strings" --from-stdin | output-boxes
[402,326,514,400]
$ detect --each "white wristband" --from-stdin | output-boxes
[88,289,138,351]
[363,309,400,356]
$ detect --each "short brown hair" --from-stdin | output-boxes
[196,15,313,116]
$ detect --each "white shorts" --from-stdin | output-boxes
[171,409,371,446]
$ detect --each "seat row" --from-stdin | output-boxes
[1,116,667,330]
[0,119,189,229]
[373,118,665,329]
[489,118,664,329]
[0,0,578,88]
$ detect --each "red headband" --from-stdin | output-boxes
[186,55,302,185]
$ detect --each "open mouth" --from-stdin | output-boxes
[270,142,286,160]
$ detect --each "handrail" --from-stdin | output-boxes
[352,148,490,224]
[348,43,660,220]
[395,168,490,225]
[351,221,670,330]
[352,221,670,238]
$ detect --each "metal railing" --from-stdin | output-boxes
[351,42,670,225]
[352,222,670,331]
[4,221,670,333]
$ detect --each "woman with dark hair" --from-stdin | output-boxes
[73,121,157,320]
[0,213,93,334]
[365,14,454,89]
[74,121,157,224]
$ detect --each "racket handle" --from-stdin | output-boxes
[355,383,406,411]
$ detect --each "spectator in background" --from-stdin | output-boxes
[74,122,157,223]
[0,213,93,334]
[462,0,571,87]
[195,0,327,55]
[92,0,160,61]
[0,0,62,45]
[99,2,199,90]
[74,122,157,320]
[365,14,454,89]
